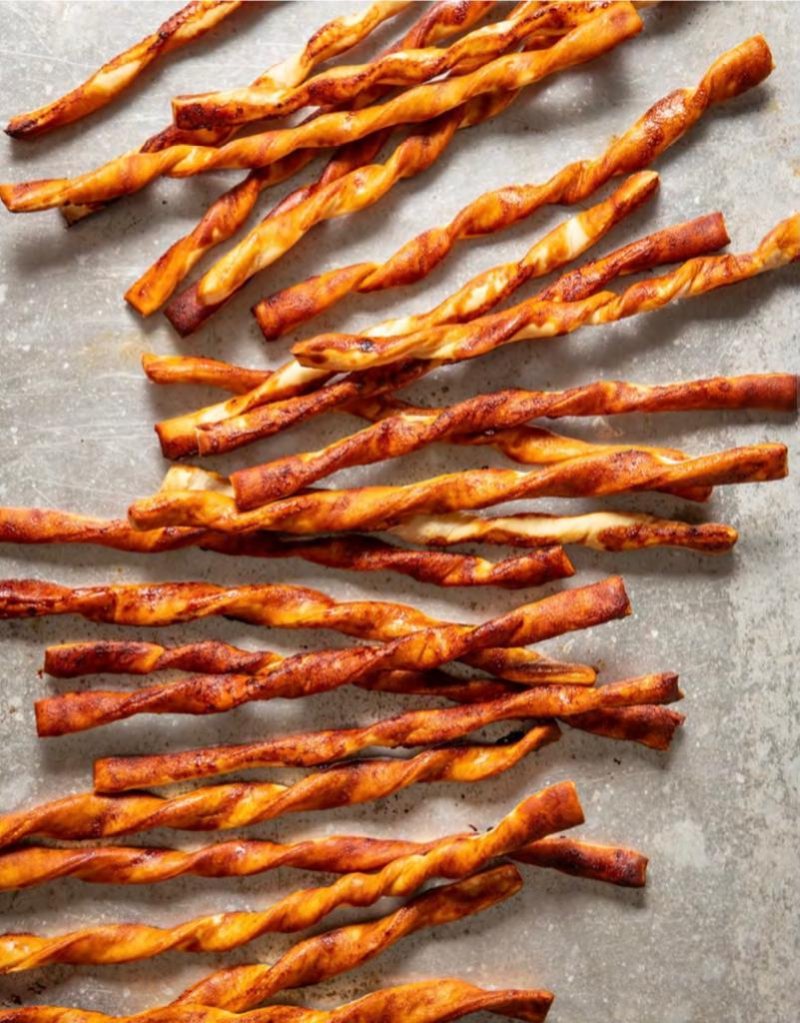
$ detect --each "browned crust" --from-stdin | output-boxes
[0,506,574,589]
[0,5,644,212]
[293,215,800,371]
[33,578,626,735]
[129,445,789,537]
[0,727,560,847]
[125,1,495,313]
[4,2,241,139]
[252,34,773,338]
[94,674,678,791]
[0,786,582,971]
[514,835,648,887]
[0,978,554,1023]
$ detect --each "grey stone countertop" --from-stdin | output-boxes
[0,2,797,1020]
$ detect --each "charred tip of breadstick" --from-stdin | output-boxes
[515,835,649,888]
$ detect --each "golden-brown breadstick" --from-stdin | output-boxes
[0,785,582,971]
[0,977,553,1023]
[231,367,794,507]
[0,506,573,590]
[252,34,773,338]
[183,211,731,460]
[295,214,800,370]
[0,575,613,687]
[4,1,243,139]
[124,0,496,308]
[35,579,625,735]
[174,2,596,130]
[129,444,788,536]
[95,674,678,791]
[392,508,741,553]
[0,866,525,1019]
[0,727,560,848]
[0,4,644,212]
[0,830,646,892]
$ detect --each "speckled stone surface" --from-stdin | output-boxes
[0,2,797,1020]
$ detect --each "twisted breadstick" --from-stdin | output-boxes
[0,824,645,891]
[0,576,604,685]
[4,1,242,139]
[0,785,581,971]
[0,867,523,1021]
[231,368,793,507]
[393,509,741,553]
[252,33,773,338]
[0,727,559,847]
[0,978,555,1023]
[175,2,598,130]
[163,95,514,334]
[96,674,678,791]
[0,4,644,212]
[296,214,800,370]
[125,1,495,312]
[0,506,573,589]
[160,206,726,459]
[35,579,624,734]
[130,444,788,537]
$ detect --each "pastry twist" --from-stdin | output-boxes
[0,5,643,212]
[0,728,559,848]
[0,785,582,971]
[34,578,626,735]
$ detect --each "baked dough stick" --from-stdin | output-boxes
[129,443,788,536]
[174,1,603,129]
[0,4,644,213]
[161,3,617,333]
[0,979,555,1023]
[394,508,741,554]
[253,34,773,340]
[0,508,574,590]
[164,92,517,335]
[124,1,497,309]
[296,213,800,370]
[96,673,678,791]
[0,785,582,971]
[234,363,795,505]
[0,726,559,847]
[193,214,729,461]
[0,575,624,689]
[34,578,625,734]
[0,827,647,891]
[3,2,243,140]
[159,200,723,460]
[0,867,523,1022]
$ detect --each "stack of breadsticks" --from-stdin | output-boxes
[0,3,796,1023]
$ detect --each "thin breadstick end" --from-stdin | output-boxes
[515,836,648,887]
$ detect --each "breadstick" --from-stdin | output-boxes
[295,214,800,370]
[162,207,728,459]
[95,674,678,791]
[0,978,554,1023]
[231,363,792,507]
[0,785,581,971]
[129,444,788,536]
[0,506,573,590]
[393,509,741,553]
[175,2,600,130]
[0,576,615,687]
[0,866,524,1019]
[0,829,645,892]
[4,1,243,139]
[125,0,499,312]
[253,33,773,338]
[0,727,559,847]
[0,4,644,212]
[35,579,625,735]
